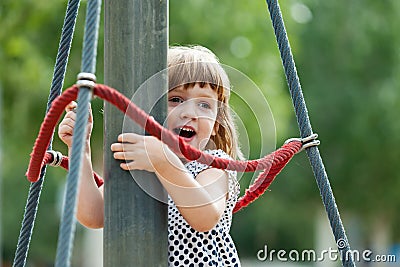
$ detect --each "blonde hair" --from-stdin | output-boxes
[168,45,243,159]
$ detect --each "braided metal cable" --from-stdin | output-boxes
[13,1,81,266]
[54,0,101,266]
[48,0,82,106]
[55,89,92,267]
[81,0,101,73]
[265,0,355,266]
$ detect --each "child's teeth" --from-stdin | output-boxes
[181,127,193,132]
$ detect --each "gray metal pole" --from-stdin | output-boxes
[104,0,168,266]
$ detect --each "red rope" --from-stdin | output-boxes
[26,84,302,212]
[43,152,104,187]
[233,142,300,213]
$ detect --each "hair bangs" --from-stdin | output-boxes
[168,61,227,92]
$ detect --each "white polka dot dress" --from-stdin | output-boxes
[168,149,241,267]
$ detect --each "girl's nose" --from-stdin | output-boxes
[179,101,197,120]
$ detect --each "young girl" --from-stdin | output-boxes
[58,45,242,266]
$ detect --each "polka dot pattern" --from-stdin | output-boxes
[168,149,241,267]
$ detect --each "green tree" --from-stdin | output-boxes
[298,0,400,246]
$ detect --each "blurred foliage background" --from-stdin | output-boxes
[1,0,400,266]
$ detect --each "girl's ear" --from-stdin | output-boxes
[212,123,219,136]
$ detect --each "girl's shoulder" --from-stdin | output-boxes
[204,148,231,159]
[184,149,234,178]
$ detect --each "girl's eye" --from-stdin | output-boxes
[168,97,183,104]
[198,102,211,109]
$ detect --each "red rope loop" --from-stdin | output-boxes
[26,84,302,212]
[43,151,103,187]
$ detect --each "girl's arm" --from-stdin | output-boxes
[111,133,228,232]
[58,102,104,228]
[73,145,104,228]
[155,155,228,232]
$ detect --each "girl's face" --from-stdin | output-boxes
[167,84,219,155]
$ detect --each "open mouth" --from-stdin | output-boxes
[173,126,196,139]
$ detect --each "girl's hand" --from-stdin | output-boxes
[111,133,178,173]
[58,101,93,148]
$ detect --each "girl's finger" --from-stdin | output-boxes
[65,102,92,120]
[61,117,76,128]
[58,124,74,134]
[119,162,130,171]
[64,111,77,120]
[87,103,93,122]
[113,151,136,161]
[110,143,136,152]
[117,133,143,143]
[65,101,78,112]
[110,143,119,152]
[120,161,138,171]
